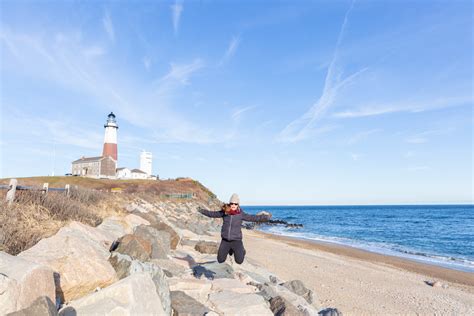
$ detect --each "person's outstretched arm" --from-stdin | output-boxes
[198,208,225,218]
[242,211,272,222]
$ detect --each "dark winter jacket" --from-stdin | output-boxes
[198,208,270,241]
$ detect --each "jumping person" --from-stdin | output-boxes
[198,193,272,264]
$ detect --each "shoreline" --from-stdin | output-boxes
[247,229,474,287]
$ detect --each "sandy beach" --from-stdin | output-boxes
[242,230,474,315]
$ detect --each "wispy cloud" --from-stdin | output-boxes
[231,105,254,123]
[171,1,183,35]
[102,11,115,42]
[333,96,472,118]
[405,128,454,144]
[277,0,366,143]
[0,28,229,145]
[219,35,240,66]
[347,128,381,145]
[159,59,204,85]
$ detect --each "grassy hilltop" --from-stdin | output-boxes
[0,176,217,201]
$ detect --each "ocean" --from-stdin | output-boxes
[243,204,474,273]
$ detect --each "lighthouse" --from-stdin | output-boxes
[102,112,118,161]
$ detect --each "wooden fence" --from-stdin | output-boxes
[0,179,70,206]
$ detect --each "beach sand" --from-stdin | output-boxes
[241,230,474,315]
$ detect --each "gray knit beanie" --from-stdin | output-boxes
[229,193,240,204]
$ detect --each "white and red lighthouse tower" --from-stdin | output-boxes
[102,112,118,161]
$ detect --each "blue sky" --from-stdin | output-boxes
[1,0,472,205]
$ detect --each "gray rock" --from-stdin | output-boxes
[150,259,189,278]
[7,296,57,316]
[132,213,181,249]
[58,273,165,316]
[270,296,307,316]
[170,291,209,316]
[115,234,152,262]
[282,279,314,304]
[192,262,234,280]
[180,239,199,247]
[319,308,343,316]
[256,283,278,301]
[194,241,218,254]
[208,291,273,315]
[108,253,171,315]
[0,252,56,315]
[133,225,171,259]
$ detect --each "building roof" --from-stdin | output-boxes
[116,167,129,171]
[131,168,147,174]
[72,156,104,163]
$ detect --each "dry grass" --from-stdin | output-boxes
[0,188,127,255]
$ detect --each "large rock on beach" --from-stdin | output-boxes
[170,291,209,316]
[0,252,56,315]
[193,262,234,280]
[18,223,117,302]
[133,225,171,259]
[59,273,165,316]
[282,279,315,304]
[270,295,307,316]
[194,241,218,254]
[108,253,171,315]
[114,234,152,262]
[131,212,181,249]
[168,279,213,305]
[7,296,57,316]
[149,258,189,277]
[208,291,273,316]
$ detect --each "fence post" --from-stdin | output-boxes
[65,184,70,197]
[42,183,49,196]
[6,179,18,206]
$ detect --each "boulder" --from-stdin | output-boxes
[7,296,57,316]
[255,282,319,315]
[0,252,56,315]
[193,262,234,280]
[180,239,199,247]
[58,273,165,316]
[96,217,128,240]
[149,259,189,277]
[115,234,152,262]
[211,278,256,294]
[131,212,181,249]
[168,279,212,305]
[208,291,273,316]
[282,280,314,304]
[319,308,343,316]
[270,296,307,316]
[108,253,171,316]
[194,241,218,254]
[133,225,170,259]
[170,291,209,316]
[123,214,150,229]
[17,225,117,303]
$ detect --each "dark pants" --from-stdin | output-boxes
[217,239,246,264]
